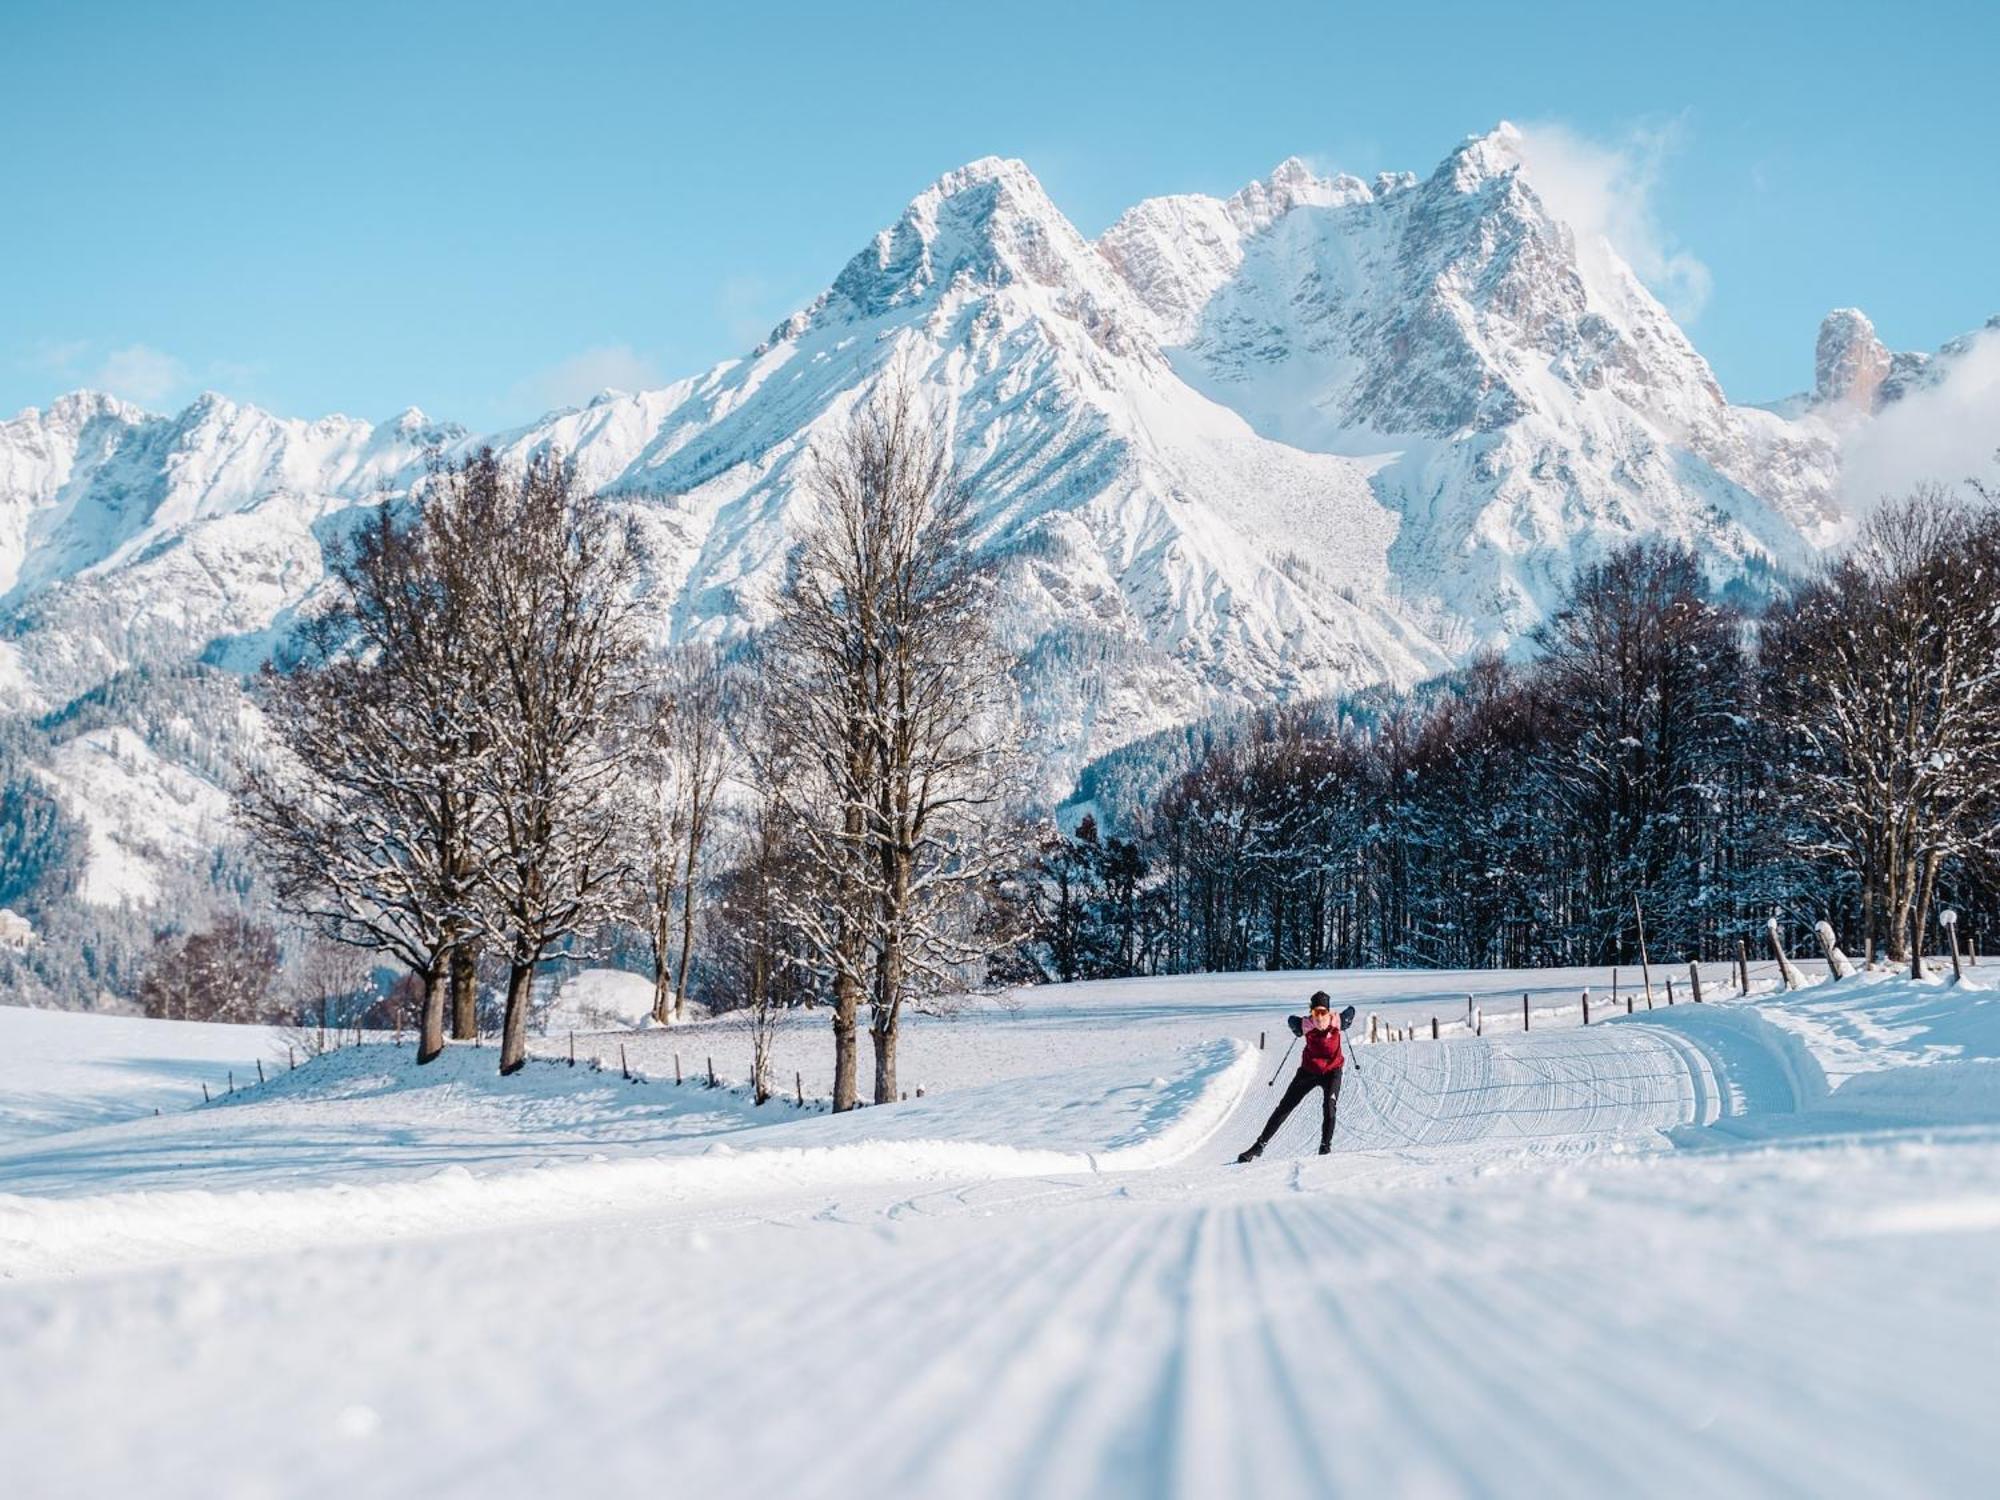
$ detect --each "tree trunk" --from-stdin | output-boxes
[499,959,535,1075]
[869,963,898,1105]
[417,964,448,1065]
[749,954,772,1104]
[1912,850,1942,977]
[651,905,674,1025]
[450,940,479,1040]
[831,968,860,1112]
[872,1013,898,1105]
[871,844,912,1105]
[672,861,698,1023]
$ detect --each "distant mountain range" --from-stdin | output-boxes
[2,123,1992,914]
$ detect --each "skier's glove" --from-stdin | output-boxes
[1287,1014,1304,1037]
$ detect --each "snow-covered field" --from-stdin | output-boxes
[0,1007,287,1144]
[3,961,1997,1497]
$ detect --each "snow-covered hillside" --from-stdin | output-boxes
[1,961,1996,1495]
[2,126,1992,909]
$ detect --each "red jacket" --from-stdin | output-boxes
[1299,1020,1344,1074]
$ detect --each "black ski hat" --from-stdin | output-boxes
[1309,990,1331,1010]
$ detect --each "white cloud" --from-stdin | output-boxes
[1838,328,2000,509]
[94,344,190,405]
[1510,120,1713,323]
[513,344,663,416]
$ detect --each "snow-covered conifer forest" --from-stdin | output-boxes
[5,103,2000,1498]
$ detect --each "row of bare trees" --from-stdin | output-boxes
[243,450,645,1074]
[240,378,1024,1103]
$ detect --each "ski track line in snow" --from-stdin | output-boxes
[509,1148,1997,1499]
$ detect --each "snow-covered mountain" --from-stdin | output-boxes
[1,124,1990,912]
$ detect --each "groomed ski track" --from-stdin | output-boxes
[3,995,1995,1498]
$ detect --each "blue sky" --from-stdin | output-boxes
[4,0,1995,430]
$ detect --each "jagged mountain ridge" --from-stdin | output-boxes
[0,125,1988,912]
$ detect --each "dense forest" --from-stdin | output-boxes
[1021,487,2000,982]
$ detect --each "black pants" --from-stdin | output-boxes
[1255,1067,1342,1151]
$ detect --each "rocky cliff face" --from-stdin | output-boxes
[1814,308,1894,412]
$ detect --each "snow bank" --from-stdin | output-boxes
[1648,969,2000,1130]
[0,1040,1251,1278]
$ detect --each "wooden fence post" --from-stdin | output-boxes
[1369,1013,1379,1044]
[256,1058,264,1085]
[796,1070,804,1106]
[1432,1015,1439,1040]
[202,1082,210,1103]
[620,1043,629,1080]
[1942,909,1964,982]
[675,1052,682,1085]
[1260,1031,1266,1051]
[569,1031,576,1066]
[1522,993,1530,1031]
[1666,977,1675,1006]
[1635,895,1655,1008]
[1474,1006,1483,1038]
[1582,989,1591,1026]
[707,1055,717,1087]
[1626,994,1634,1015]
[1769,917,1803,990]
[1737,938,1750,994]
[1689,961,1703,1004]
[227,1071,234,1094]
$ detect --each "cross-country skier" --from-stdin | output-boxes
[1236,992,1353,1161]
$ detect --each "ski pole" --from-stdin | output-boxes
[1266,1035,1298,1087]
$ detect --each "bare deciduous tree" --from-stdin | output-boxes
[626,646,736,1024]
[467,454,646,1075]
[708,787,810,1103]
[241,489,490,1063]
[1764,489,2000,963]
[138,914,283,1024]
[763,374,1024,1107]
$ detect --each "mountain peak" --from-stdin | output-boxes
[18,389,147,429]
[1439,122,1526,191]
[824,152,1101,322]
[1224,156,1375,234]
[926,154,1044,197]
